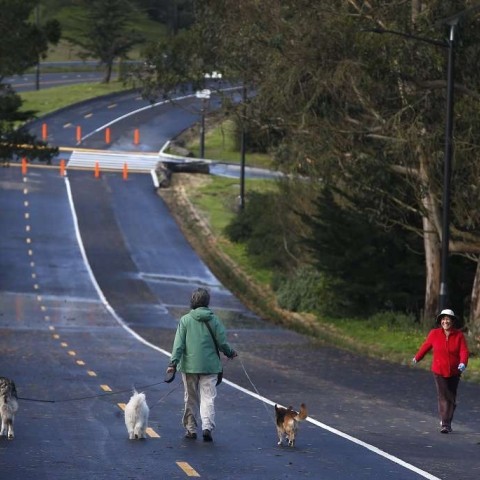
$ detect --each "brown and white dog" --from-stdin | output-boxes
[0,377,18,440]
[274,403,307,447]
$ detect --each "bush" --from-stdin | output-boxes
[365,311,419,331]
[275,266,350,315]
[224,191,297,270]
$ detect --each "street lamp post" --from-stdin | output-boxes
[239,84,247,210]
[35,3,41,91]
[364,23,456,311]
[195,89,211,158]
[439,22,456,310]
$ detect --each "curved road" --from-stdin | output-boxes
[1,90,479,479]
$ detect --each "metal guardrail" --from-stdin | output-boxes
[67,150,160,172]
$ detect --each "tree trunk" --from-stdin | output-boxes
[422,215,440,325]
[103,62,112,84]
[468,257,480,352]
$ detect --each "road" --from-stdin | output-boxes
[6,70,114,93]
[1,89,479,479]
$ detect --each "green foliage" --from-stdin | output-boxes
[0,1,59,164]
[0,0,59,77]
[363,311,420,331]
[302,186,425,317]
[64,0,145,83]
[224,190,298,270]
[274,266,344,315]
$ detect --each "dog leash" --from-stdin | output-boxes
[148,380,183,410]
[237,356,276,425]
[17,379,171,404]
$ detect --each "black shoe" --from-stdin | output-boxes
[440,426,449,434]
[202,429,213,442]
[185,431,197,439]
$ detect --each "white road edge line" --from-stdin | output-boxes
[64,175,440,480]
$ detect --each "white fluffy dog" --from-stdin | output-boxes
[124,390,149,440]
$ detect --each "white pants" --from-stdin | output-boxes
[181,373,217,432]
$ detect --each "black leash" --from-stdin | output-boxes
[17,378,174,404]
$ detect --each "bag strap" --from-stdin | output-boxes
[205,320,220,358]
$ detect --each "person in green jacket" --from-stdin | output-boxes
[166,288,237,442]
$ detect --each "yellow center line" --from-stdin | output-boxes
[146,428,160,438]
[176,462,200,477]
[100,385,112,392]
[52,334,60,339]
[87,370,97,377]
[76,360,85,366]
[117,403,126,411]
[68,351,76,356]
[60,342,68,347]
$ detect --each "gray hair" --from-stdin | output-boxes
[190,288,210,309]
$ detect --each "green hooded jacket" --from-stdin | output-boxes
[170,307,235,374]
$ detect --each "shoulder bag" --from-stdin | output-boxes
[205,320,223,386]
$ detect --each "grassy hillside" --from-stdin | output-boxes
[37,0,168,63]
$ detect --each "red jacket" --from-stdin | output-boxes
[414,327,469,377]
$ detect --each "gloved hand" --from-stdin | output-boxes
[458,363,466,373]
[412,357,417,365]
[165,363,176,383]
[229,350,238,359]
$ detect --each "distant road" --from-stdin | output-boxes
[5,61,128,92]
[6,71,116,92]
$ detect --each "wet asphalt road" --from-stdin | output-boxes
[0,91,479,479]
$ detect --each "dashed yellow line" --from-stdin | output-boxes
[52,334,60,339]
[60,342,68,347]
[68,350,76,356]
[87,370,97,377]
[100,384,112,392]
[116,404,161,438]
[146,427,160,438]
[76,360,85,366]
[176,462,200,477]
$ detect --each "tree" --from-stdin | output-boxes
[192,1,480,326]
[65,0,145,83]
[0,0,60,164]
[137,0,195,33]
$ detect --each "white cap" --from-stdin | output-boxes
[436,309,457,323]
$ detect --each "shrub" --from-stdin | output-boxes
[275,266,349,315]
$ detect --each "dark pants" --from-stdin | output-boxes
[433,374,460,428]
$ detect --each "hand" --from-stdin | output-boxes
[164,363,177,383]
[411,357,417,365]
[458,363,466,373]
[229,350,238,359]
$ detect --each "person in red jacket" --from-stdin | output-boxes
[413,309,469,433]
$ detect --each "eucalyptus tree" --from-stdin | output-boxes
[136,0,480,331]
